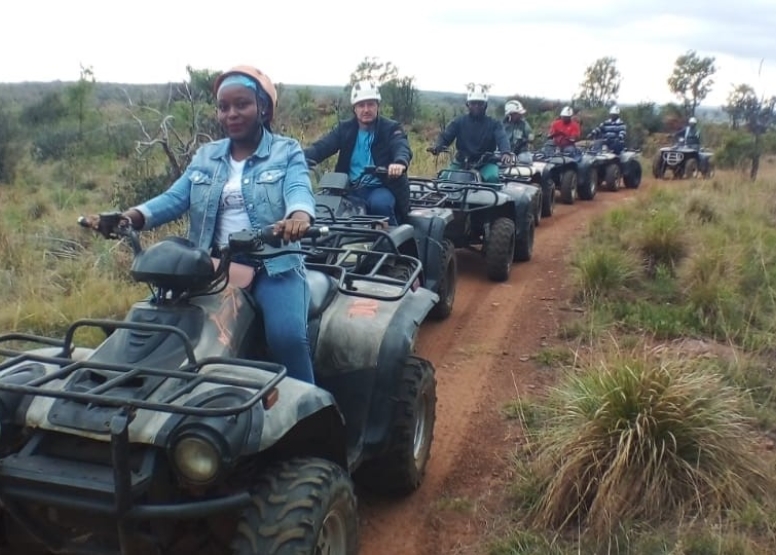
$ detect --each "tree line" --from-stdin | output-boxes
[0,51,775,190]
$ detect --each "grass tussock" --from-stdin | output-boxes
[515,351,773,542]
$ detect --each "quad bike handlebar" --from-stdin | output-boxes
[79,212,420,302]
[79,212,328,250]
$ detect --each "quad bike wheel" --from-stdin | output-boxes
[623,162,642,189]
[484,217,516,282]
[702,161,715,179]
[577,169,596,201]
[533,194,542,227]
[541,177,555,217]
[354,356,437,495]
[604,164,620,191]
[684,158,699,179]
[514,216,534,262]
[231,457,358,555]
[559,169,577,204]
[428,239,456,320]
[652,153,664,179]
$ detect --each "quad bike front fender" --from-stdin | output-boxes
[313,285,437,460]
[406,209,454,293]
[501,183,538,240]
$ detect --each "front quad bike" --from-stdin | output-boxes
[418,149,541,282]
[310,163,457,320]
[532,139,593,207]
[0,213,439,555]
[652,137,715,180]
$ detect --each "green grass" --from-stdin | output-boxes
[566,169,776,348]
[501,167,776,553]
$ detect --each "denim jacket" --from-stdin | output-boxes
[134,131,316,276]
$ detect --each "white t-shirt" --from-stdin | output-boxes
[214,157,253,248]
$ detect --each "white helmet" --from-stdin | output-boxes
[689,116,698,125]
[505,100,526,115]
[560,106,573,117]
[466,84,489,103]
[609,105,621,115]
[351,80,381,105]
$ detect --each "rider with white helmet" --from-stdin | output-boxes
[548,106,581,152]
[503,99,534,154]
[429,84,513,183]
[304,79,413,225]
[590,105,627,153]
[675,115,701,147]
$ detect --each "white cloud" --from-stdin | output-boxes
[3,0,775,107]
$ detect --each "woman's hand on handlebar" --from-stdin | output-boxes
[274,211,312,243]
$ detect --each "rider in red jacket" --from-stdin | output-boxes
[548,106,581,148]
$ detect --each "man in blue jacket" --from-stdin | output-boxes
[304,80,412,225]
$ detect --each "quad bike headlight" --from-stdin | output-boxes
[172,434,222,485]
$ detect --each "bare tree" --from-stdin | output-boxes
[125,81,216,180]
[667,50,716,117]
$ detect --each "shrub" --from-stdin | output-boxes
[519,355,771,541]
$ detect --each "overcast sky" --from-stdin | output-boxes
[3,0,775,107]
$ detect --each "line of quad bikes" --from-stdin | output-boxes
[0,134,714,554]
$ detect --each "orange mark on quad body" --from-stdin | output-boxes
[347,298,379,318]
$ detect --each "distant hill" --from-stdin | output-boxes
[0,80,728,122]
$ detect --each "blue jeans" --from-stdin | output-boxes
[349,186,397,225]
[251,266,314,384]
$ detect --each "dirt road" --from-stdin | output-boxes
[357,181,649,554]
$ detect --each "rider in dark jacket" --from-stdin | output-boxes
[674,116,701,147]
[590,105,627,154]
[303,80,412,225]
[429,85,512,184]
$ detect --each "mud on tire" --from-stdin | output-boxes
[623,162,642,189]
[684,158,699,179]
[604,163,620,191]
[513,216,534,262]
[354,356,436,496]
[231,457,358,555]
[541,177,555,217]
[577,169,596,201]
[559,169,577,204]
[484,217,515,282]
[428,239,456,320]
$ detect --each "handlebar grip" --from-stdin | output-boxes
[305,226,329,239]
[77,216,90,228]
[256,224,330,248]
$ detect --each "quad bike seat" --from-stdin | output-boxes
[438,169,479,183]
[307,269,337,319]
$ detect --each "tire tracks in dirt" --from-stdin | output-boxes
[358,184,647,555]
